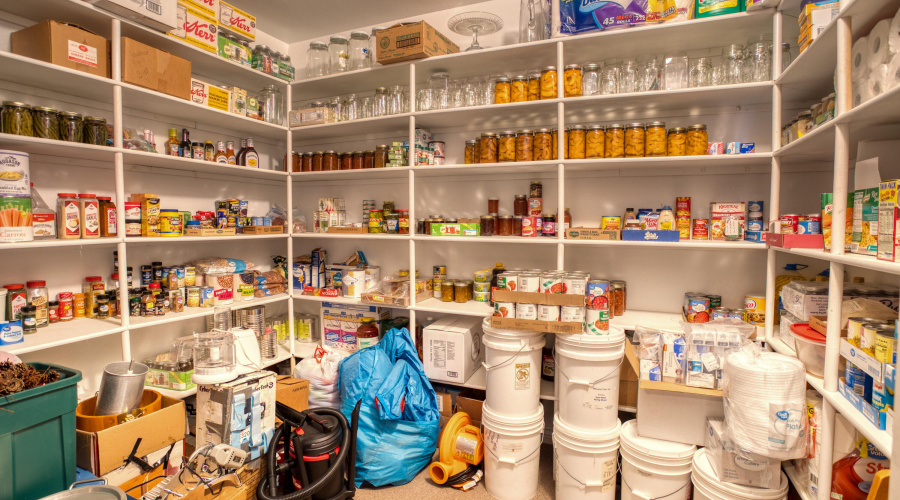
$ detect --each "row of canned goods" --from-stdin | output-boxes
[779,213,822,234]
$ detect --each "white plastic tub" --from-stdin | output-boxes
[482,403,545,500]
[789,323,826,378]
[620,419,696,500]
[553,414,620,500]
[692,448,788,500]
[482,319,545,417]
[555,328,625,432]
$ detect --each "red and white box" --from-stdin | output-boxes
[709,202,746,241]
[170,1,218,53]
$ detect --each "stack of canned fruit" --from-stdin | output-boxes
[492,271,627,335]
[683,292,765,326]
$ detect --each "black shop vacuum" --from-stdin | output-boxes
[257,401,360,500]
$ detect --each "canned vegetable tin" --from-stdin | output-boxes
[516,303,538,320]
[584,308,609,334]
[586,280,610,310]
[494,301,515,318]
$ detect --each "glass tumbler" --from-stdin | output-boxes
[721,44,744,85]
[664,53,689,90]
[582,63,600,96]
[689,57,713,88]
[328,35,350,73]
[306,41,328,78]
[349,31,370,70]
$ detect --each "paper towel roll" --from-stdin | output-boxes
[866,67,887,98]
[852,36,870,81]
[868,19,892,69]
[853,80,873,108]
[886,55,900,91]
[889,7,900,56]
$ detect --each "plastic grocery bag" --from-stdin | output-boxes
[294,346,346,409]
[554,0,675,35]
[339,327,440,487]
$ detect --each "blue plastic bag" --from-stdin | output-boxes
[339,328,440,487]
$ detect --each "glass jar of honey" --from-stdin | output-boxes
[516,129,533,162]
[374,145,388,168]
[511,75,527,103]
[586,125,605,158]
[605,124,625,158]
[564,64,583,97]
[645,121,667,157]
[364,150,376,168]
[534,128,552,161]
[567,124,586,159]
[686,124,708,156]
[625,123,645,158]
[498,131,516,162]
[540,66,558,99]
[480,132,499,163]
[494,77,511,104]
[667,128,687,156]
[465,139,477,164]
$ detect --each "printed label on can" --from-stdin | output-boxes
[563,275,587,295]
[585,308,610,334]
[541,274,563,294]
[586,280,610,310]
[518,274,540,293]
[498,273,518,291]
[522,217,539,237]
[0,151,30,197]
[528,197,542,216]
[561,305,584,323]
[516,303,537,320]
[538,304,560,321]
[494,301,515,318]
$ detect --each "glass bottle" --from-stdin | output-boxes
[519,0,547,43]
[582,63,600,96]
[349,31,370,70]
[179,128,191,158]
[204,141,215,161]
[226,141,236,164]
[215,141,227,163]
[237,138,248,165]
[165,128,179,156]
[259,84,285,125]
[306,41,329,77]
[328,35,350,73]
[244,138,259,167]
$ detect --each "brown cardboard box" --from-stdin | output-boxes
[76,395,186,475]
[375,22,460,65]
[11,20,110,78]
[566,228,620,240]
[456,388,485,430]
[435,389,454,430]
[275,375,309,413]
[490,316,583,334]
[121,37,192,100]
[492,290,585,307]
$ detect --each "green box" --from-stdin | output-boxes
[852,187,879,255]
[695,0,745,18]
[145,367,196,392]
[217,34,251,65]
[430,222,481,236]
[277,60,295,82]
[0,363,82,500]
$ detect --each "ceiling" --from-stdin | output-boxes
[224,0,489,43]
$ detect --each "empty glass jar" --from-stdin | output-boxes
[349,31,370,70]
[369,27,387,66]
[372,87,388,117]
[328,36,350,73]
[259,85,285,125]
[721,44,744,85]
[618,59,637,94]
[344,94,359,121]
[664,53,688,90]
[689,57,713,88]
[582,63,600,96]
[745,42,770,82]
[601,58,621,95]
[389,86,405,115]
[306,41,328,78]
[639,57,662,92]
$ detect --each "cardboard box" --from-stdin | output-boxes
[424,316,484,384]
[170,1,218,53]
[435,389,454,422]
[326,226,368,234]
[242,225,283,234]
[878,179,900,261]
[196,371,276,460]
[621,229,680,242]
[838,379,889,430]
[706,417,782,488]
[840,338,884,381]
[492,289,585,307]
[456,388,485,430]
[178,0,218,18]
[11,20,110,78]
[218,1,256,41]
[710,202,746,240]
[88,0,178,32]
[184,227,237,236]
[851,188,879,255]
[637,384,724,446]
[190,77,209,106]
[375,22,460,65]
[217,32,251,65]
[565,228,620,240]
[228,86,247,115]
[207,85,231,112]
[275,375,309,414]
[431,220,481,236]
[121,37,191,100]
[489,316,583,335]
[290,107,333,127]
[76,395,186,475]
[765,232,825,249]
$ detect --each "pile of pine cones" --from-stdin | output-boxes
[0,362,60,397]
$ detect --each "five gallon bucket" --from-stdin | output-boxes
[483,319,546,416]
[691,448,788,500]
[619,419,696,500]
[555,327,625,432]
[483,403,545,500]
[553,414,620,500]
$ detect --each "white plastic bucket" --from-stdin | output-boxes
[482,319,546,416]
[620,420,696,500]
[483,403,545,500]
[553,414,620,500]
[691,449,788,500]
[555,328,625,432]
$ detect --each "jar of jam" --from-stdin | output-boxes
[465,140,477,164]
[586,125,605,158]
[512,216,523,236]
[59,111,83,142]
[667,128,687,156]
[542,214,556,236]
[686,124,708,156]
[540,66,558,99]
[340,152,352,170]
[32,106,60,140]
[511,75,527,102]
[292,151,301,172]
[374,145,388,168]
[323,150,337,171]
[488,198,499,213]
[454,282,468,303]
[2,102,33,136]
[479,132,499,163]
[605,124,625,158]
[527,71,541,101]
[494,77,511,104]
[300,152,312,171]
[352,151,364,169]
[514,194,528,216]
[567,124,586,159]
[645,121,667,157]
[625,123,645,158]
[311,151,324,171]
[534,128,552,161]
[364,150,376,168]
[498,131,516,162]
[480,214,495,236]
[516,130,533,162]
[564,64,582,97]
[498,215,514,236]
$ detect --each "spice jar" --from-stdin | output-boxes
[73,293,86,318]
[26,280,49,328]
[21,305,36,333]
[83,116,107,146]
[32,106,59,140]
[99,197,116,237]
[534,128,552,160]
[58,292,74,321]
[498,131,516,162]
[57,193,80,239]
[567,125,586,159]
[514,194,528,216]
[2,102,33,136]
[59,111,83,142]
[498,215,514,236]
[464,140,477,164]
[564,64,583,97]
[605,124,625,158]
[322,150,337,171]
[454,282,469,303]
[586,125,605,158]
[494,76,511,104]
[311,151,324,171]
[48,300,59,323]
[686,124,708,156]
[667,127,687,156]
[95,294,110,319]
[83,276,105,319]
[511,75,527,103]
[480,214,495,236]
[479,132,499,163]
[374,145,389,168]
[645,121,667,157]
[78,194,100,238]
[625,123,645,158]
[516,130,534,161]
[441,280,455,302]
[364,150,375,168]
[540,66,558,99]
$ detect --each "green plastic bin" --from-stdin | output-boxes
[0,362,82,500]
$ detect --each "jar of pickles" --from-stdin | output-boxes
[667,127,686,156]
[645,121,667,157]
[605,124,625,158]
[586,125,605,158]
[686,124,708,156]
[625,123,645,158]
[540,66,558,99]
[32,107,59,140]
[564,64,582,97]
[527,71,541,101]
[465,139,477,164]
[534,128,552,161]
[2,102,32,136]
[567,124,586,159]
[374,145,388,168]
[83,116,107,146]
[494,77,511,104]
[311,151,324,171]
[511,75,527,103]
[59,111,83,142]
[480,132,499,163]
[516,130,533,161]
[454,281,469,303]
[498,131,516,162]
[323,150,337,171]
[441,280,455,302]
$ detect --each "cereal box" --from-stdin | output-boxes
[877,180,900,261]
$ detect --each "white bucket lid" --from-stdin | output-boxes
[482,402,545,436]
[556,329,625,361]
[692,448,788,499]
[554,413,621,443]
[620,420,696,462]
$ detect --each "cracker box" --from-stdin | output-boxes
[877,179,900,261]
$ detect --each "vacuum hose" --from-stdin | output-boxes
[256,404,359,500]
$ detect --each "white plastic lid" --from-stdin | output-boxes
[619,420,696,460]
[554,413,621,442]
[482,402,544,428]
[692,448,788,498]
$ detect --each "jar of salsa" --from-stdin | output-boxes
[586,125,605,158]
[352,151,364,169]
[374,145,388,168]
[479,133,498,163]
[340,152,352,170]
[516,130,533,161]
[311,151,324,171]
[498,215,514,236]
[300,152,312,171]
[323,151,337,171]
[514,194,528,216]
[567,125,586,159]
[464,140,477,164]
[540,66,558,99]
[364,150,376,168]
[498,131,516,162]
[605,124,625,158]
[534,129,552,161]
[480,214,494,236]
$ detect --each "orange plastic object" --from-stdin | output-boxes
[429,412,484,485]
[76,389,162,432]
[866,469,890,500]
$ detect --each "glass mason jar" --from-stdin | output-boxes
[388,86,404,115]
[639,57,662,92]
[534,128,552,160]
[498,131,516,162]
[516,130,534,161]
[59,111,83,142]
[349,31,370,70]
[322,151,337,171]
[645,121,667,157]
[465,140,477,164]
[306,41,329,78]
[605,124,625,158]
[624,123,645,158]
[374,145,389,168]
[721,44,744,85]
[494,76,512,104]
[32,106,59,140]
[511,75,528,103]
[369,26,387,66]
[585,125,605,158]
[540,66,558,99]
[480,132,499,163]
[686,124,708,156]
[567,124,586,159]
[664,52,689,90]
[582,63,600,96]
[527,71,542,101]
[259,84,285,125]
[600,58,621,94]
[617,59,637,94]
[372,87,388,117]
[83,116,107,145]
[745,42,771,82]
[311,151,324,171]
[344,93,359,121]
[328,35,350,73]
[2,102,33,136]
[667,127,687,156]
[564,64,582,97]
[689,57,713,88]
[416,88,433,112]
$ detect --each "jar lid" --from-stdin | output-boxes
[499,215,514,219]
[646,121,665,127]
[571,124,586,130]
[26,280,46,287]
[353,151,364,154]
[365,149,375,153]
[313,151,324,155]
[325,150,335,154]
[688,124,707,130]
[607,123,624,129]
[329,35,348,43]
[77,193,97,197]
[500,130,516,136]
[454,281,468,287]
[375,86,387,93]
[512,75,527,80]
[543,66,556,71]
[669,127,687,133]
[32,106,58,113]
[627,122,645,128]
[21,305,35,313]
[564,64,581,70]
[58,192,77,197]
[2,101,29,107]
[495,76,510,82]
[97,196,111,201]
[465,139,477,145]
[536,128,551,133]
[60,111,83,118]
[587,124,605,130]
[481,132,497,137]
[515,194,526,198]
[84,116,107,122]
[517,129,533,134]
[376,145,389,149]
[85,276,103,282]
[584,63,600,70]
[350,31,369,39]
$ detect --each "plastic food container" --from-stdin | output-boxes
[790,323,826,377]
